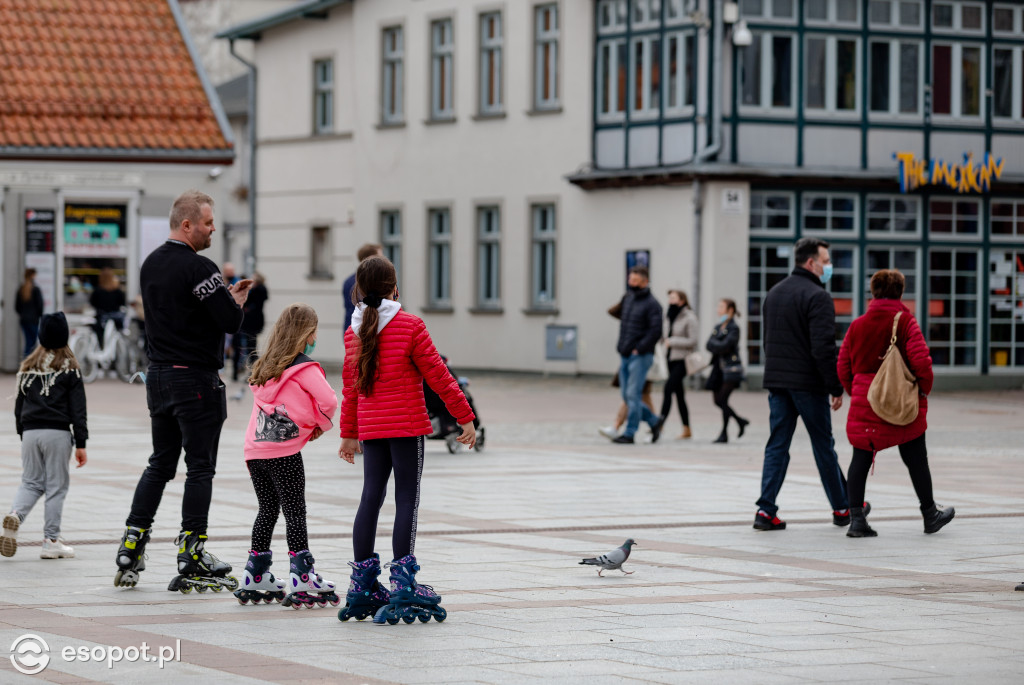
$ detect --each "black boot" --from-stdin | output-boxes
[713,428,728,443]
[845,507,877,538]
[736,417,749,438]
[922,503,955,534]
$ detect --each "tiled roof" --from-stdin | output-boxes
[0,0,233,162]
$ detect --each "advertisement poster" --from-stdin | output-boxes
[64,203,127,257]
[626,249,650,285]
[24,209,57,313]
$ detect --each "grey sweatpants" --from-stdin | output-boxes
[11,429,73,540]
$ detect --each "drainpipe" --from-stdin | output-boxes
[229,39,257,277]
[691,0,724,319]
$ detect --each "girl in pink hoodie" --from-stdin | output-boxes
[233,304,340,609]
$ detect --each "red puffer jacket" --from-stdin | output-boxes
[341,309,474,441]
[837,298,933,452]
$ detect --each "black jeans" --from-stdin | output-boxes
[660,359,690,426]
[713,380,741,429]
[848,433,933,512]
[126,366,227,534]
[353,436,424,562]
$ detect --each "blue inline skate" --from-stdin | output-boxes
[233,550,286,605]
[373,554,447,625]
[167,531,239,594]
[114,526,150,587]
[282,550,341,609]
[337,553,390,621]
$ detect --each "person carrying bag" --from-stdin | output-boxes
[866,312,919,426]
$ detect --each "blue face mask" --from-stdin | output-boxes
[303,341,316,356]
[820,263,834,285]
[719,314,729,323]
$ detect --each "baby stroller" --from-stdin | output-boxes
[423,356,485,453]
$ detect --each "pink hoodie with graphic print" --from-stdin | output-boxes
[244,356,338,461]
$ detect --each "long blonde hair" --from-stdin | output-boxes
[19,345,80,375]
[248,303,318,386]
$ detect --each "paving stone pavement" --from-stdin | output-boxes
[0,372,1022,684]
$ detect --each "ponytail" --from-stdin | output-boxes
[356,305,381,396]
[353,256,397,397]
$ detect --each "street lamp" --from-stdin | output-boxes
[732,19,752,47]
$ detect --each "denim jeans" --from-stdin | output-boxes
[126,366,227,534]
[20,322,38,357]
[757,389,848,517]
[619,353,658,438]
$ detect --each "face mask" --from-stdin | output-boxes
[819,263,834,285]
[629,285,642,292]
[303,341,316,356]
[719,314,729,323]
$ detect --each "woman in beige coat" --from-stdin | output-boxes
[661,290,699,439]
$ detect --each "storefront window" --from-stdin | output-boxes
[750,192,794,233]
[929,198,980,237]
[826,246,857,341]
[989,249,1024,369]
[991,199,1024,239]
[867,247,920,314]
[928,248,980,367]
[866,195,920,236]
[803,193,858,234]
[747,243,794,365]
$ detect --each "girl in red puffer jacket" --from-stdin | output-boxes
[837,269,954,538]
[337,255,475,624]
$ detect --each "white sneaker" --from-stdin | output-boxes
[40,537,74,559]
[598,425,621,440]
[1,513,19,557]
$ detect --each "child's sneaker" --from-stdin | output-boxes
[41,537,74,559]
[1,513,20,557]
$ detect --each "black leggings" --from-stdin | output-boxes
[660,360,690,426]
[714,380,742,428]
[247,453,308,552]
[353,436,425,562]
[847,433,934,512]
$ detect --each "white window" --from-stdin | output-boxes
[664,32,695,113]
[931,2,984,33]
[749,192,794,234]
[382,27,404,124]
[476,207,501,308]
[739,32,795,111]
[380,210,402,283]
[993,5,1020,34]
[868,0,923,28]
[825,246,858,342]
[989,248,1024,368]
[928,248,981,368]
[740,0,797,21]
[313,59,333,135]
[666,0,689,25]
[632,0,660,28]
[805,0,859,24]
[993,46,1024,123]
[806,37,860,114]
[931,44,983,118]
[867,247,920,315]
[630,35,662,119]
[597,39,628,121]
[310,226,332,277]
[430,19,454,120]
[428,209,452,307]
[991,199,1024,240]
[534,5,559,110]
[748,244,795,365]
[597,0,627,34]
[479,12,503,115]
[531,205,556,307]
[929,198,980,238]
[866,195,920,236]
[802,193,858,234]
[869,40,922,116]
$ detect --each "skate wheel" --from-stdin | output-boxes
[338,611,350,622]
[386,617,399,625]
[316,600,327,608]
[434,607,447,622]
[418,614,430,623]
[329,597,341,607]
[114,571,123,587]
[196,585,208,593]
[237,597,249,605]
[211,585,223,593]
[402,616,415,624]
[180,586,192,594]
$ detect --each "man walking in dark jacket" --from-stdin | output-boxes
[754,237,858,530]
[609,266,664,444]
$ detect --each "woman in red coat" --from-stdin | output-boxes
[337,255,475,624]
[837,269,954,538]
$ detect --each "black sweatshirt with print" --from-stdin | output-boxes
[141,241,244,371]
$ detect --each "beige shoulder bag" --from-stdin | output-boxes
[866,312,919,426]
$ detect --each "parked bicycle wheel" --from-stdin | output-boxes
[114,334,138,383]
[72,332,99,383]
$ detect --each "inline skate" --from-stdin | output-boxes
[114,526,150,587]
[337,553,390,621]
[282,549,341,609]
[233,550,286,605]
[373,554,447,625]
[167,531,239,594]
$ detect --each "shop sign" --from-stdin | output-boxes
[64,203,127,257]
[24,209,57,313]
[895,152,1004,194]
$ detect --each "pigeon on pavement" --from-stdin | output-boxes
[579,539,637,576]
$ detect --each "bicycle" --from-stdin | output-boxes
[68,312,145,383]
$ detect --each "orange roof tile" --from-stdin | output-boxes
[0,0,232,161]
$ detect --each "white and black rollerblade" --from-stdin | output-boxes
[233,550,286,605]
[114,526,150,587]
[282,549,341,609]
[167,531,239,594]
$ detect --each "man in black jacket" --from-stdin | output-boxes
[754,237,854,531]
[609,266,664,444]
[115,190,252,588]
